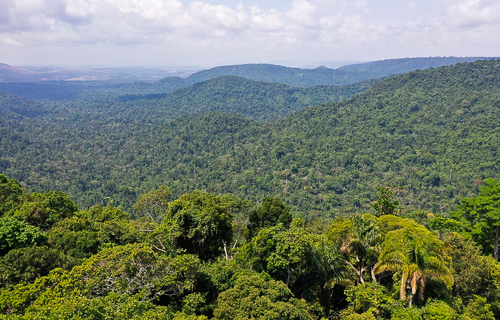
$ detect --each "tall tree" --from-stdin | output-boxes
[327,214,382,284]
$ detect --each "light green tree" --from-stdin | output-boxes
[374,216,453,306]
[213,274,312,320]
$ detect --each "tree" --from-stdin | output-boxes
[371,186,403,217]
[247,197,292,240]
[422,299,457,320]
[374,216,453,307]
[0,246,72,286]
[13,191,78,230]
[213,274,312,320]
[240,223,316,293]
[341,282,393,319]
[328,214,382,284]
[77,243,200,302]
[442,232,500,316]
[452,178,500,260]
[0,216,47,255]
[20,292,174,320]
[0,174,22,216]
[463,296,495,320]
[161,191,233,261]
[133,186,171,223]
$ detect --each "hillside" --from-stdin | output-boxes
[118,76,376,121]
[1,59,500,219]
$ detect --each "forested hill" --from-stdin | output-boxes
[336,56,493,77]
[118,76,376,122]
[0,57,495,101]
[177,56,498,87]
[1,59,500,219]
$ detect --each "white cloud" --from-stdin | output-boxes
[448,0,500,28]
[286,0,317,27]
[0,0,499,66]
[249,7,283,31]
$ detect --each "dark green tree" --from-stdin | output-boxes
[247,197,292,240]
[240,223,315,291]
[161,191,234,261]
[0,246,73,286]
[0,174,22,216]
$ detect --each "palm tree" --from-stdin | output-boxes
[340,214,382,284]
[374,228,453,307]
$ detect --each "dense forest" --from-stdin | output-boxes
[1,59,500,221]
[2,56,500,318]
[1,173,500,319]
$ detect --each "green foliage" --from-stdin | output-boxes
[0,174,22,216]
[442,233,500,316]
[213,274,312,320]
[0,217,46,255]
[390,306,423,320]
[240,224,316,291]
[139,75,374,122]
[452,178,500,260]
[328,214,382,284]
[371,186,403,217]
[422,299,457,320]
[2,58,500,319]
[21,292,174,319]
[133,185,171,222]
[463,296,495,320]
[0,267,81,315]
[46,205,143,261]
[4,60,500,218]
[161,191,234,261]
[375,216,453,306]
[248,197,292,239]
[76,243,200,302]
[13,191,78,230]
[428,215,464,236]
[196,258,254,315]
[0,246,73,286]
[343,282,393,318]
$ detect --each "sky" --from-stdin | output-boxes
[1,0,499,68]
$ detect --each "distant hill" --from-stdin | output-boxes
[174,56,499,87]
[117,76,377,121]
[337,56,495,77]
[2,57,496,100]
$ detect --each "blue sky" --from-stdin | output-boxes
[1,0,499,67]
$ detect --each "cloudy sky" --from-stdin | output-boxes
[1,0,499,67]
